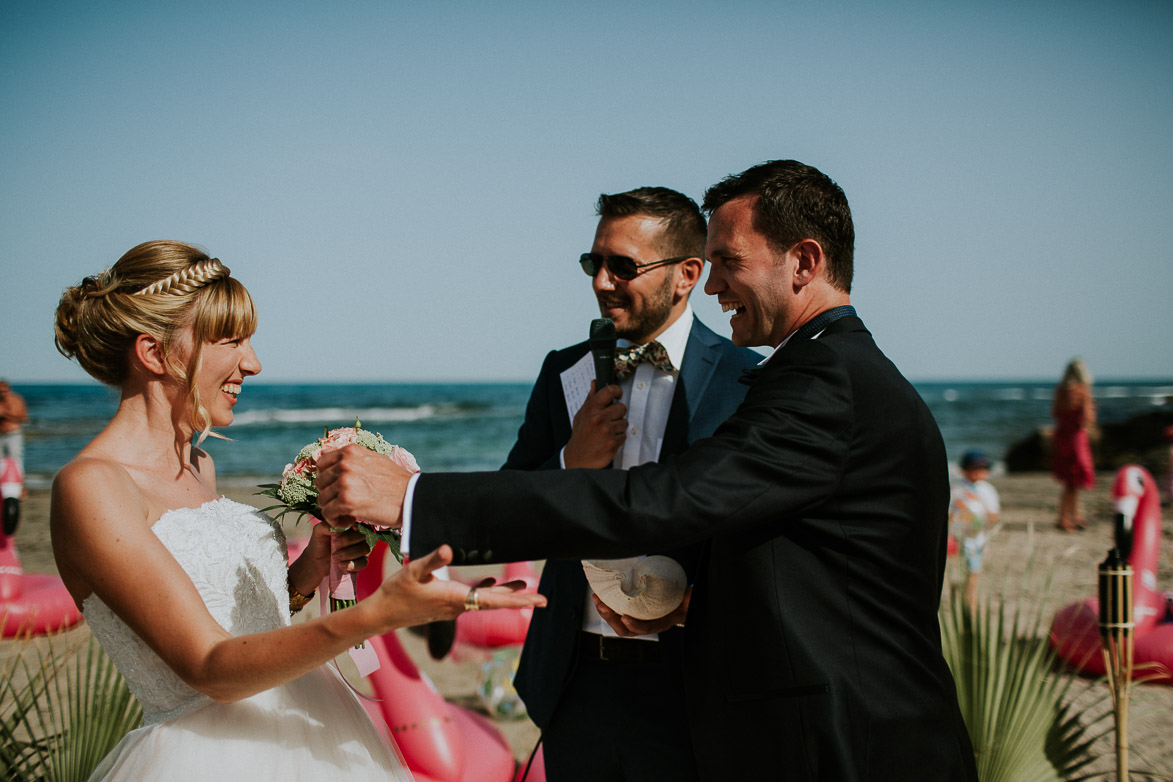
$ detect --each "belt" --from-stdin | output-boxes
[578,632,660,664]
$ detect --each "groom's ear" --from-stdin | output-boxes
[133,333,170,377]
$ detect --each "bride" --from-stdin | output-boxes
[50,240,544,780]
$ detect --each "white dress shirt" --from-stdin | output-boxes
[575,305,693,639]
[401,305,695,640]
[561,304,693,471]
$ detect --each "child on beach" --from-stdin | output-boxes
[950,450,1001,609]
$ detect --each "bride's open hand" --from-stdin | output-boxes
[372,545,546,629]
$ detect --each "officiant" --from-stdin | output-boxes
[501,186,758,781]
[317,160,979,781]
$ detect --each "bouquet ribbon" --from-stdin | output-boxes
[321,527,381,677]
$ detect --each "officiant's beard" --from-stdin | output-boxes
[603,272,675,344]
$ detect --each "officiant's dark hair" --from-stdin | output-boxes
[703,160,854,293]
[596,187,707,260]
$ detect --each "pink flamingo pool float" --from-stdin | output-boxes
[0,457,83,638]
[350,540,544,781]
[1048,464,1173,682]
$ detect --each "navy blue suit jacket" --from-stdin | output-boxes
[502,315,759,730]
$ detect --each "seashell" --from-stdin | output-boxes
[581,556,687,620]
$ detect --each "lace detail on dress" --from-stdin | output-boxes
[82,498,292,724]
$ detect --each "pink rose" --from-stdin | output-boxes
[281,458,312,479]
[320,428,360,453]
[389,445,420,474]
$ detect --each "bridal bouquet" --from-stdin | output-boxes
[260,420,420,615]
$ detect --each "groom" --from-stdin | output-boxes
[318,160,978,781]
[504,186,758,780]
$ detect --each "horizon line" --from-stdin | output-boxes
[9,375,1173,387]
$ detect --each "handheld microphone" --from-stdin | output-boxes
[589,318,617,389]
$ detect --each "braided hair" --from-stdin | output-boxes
[54,240,257,438]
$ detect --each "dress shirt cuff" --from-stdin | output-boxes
[559,446,567,470]
[401,472,422,557]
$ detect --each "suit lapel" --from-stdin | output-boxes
[662,317,721,456]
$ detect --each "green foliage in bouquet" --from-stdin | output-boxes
[1,630,142,782]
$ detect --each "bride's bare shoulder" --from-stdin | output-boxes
[51,456,147,531]
[51,455,154,605]
[55,453,136,488]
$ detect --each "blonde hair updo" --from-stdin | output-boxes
[54,240,258,437]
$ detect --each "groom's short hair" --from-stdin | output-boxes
[596,187,707,260]
[703,160,855,294]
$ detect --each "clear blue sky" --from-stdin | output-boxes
[3,1,1170,383]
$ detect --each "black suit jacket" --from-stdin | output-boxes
[413,315,977,781]
[502,316,759,730]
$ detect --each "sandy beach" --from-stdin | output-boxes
[4,472,1172,779]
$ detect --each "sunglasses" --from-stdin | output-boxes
[579,252,692,281]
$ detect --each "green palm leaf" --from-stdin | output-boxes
[939,560,1112,782]
[2,637,55,781]
[0,630,142,782]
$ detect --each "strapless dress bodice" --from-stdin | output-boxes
[82,498,290,724]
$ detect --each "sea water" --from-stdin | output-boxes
[13,379,1173,489]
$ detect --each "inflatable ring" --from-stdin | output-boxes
[1049,465,1173,682]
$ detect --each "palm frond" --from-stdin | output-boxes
[1,634,57,781]
[0,630,142,782]
[939,556,1111,782]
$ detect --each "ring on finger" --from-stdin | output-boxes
[464,585,481,612]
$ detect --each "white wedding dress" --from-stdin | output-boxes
[83,497,412,781]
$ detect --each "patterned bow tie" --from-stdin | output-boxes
[613,340,674,380]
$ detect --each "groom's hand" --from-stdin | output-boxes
[316,445,410,529]
[591,587,691,637]
[563,381,627,469]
